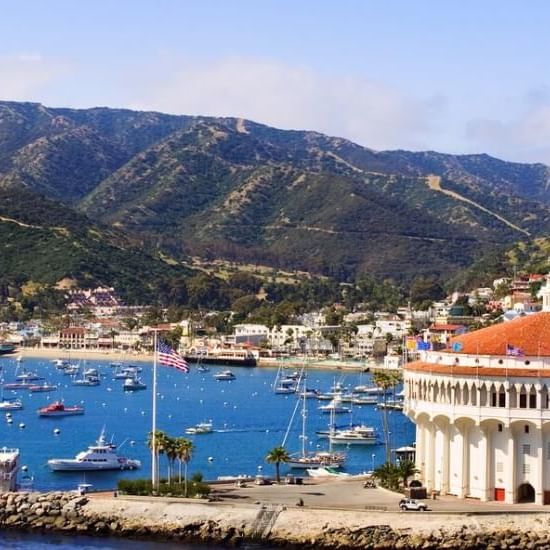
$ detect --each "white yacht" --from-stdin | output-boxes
[329,425,378,446]
[123,376,147,391]
[0,399,23,411]
[185,421,213,435]
[214,370,236,381]
[47,430,141,472]
[318,396,351,414]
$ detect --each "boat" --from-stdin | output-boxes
[350,395,378,405]
[284,384,346,470]
[63,365,80,375]
[318,396,351,414]
[214,370,236,381]
[113,367,139,380]
[15,370,44,382]
[329,425,379,446]
[306,467,352,478]
[377,400,404,411]
[122,376,147,391]
[353,385,388,395]
[0,343,16,356]
[185,421,213,435]
[47,429,141,471]
[28,383,58,393]
[197,365,210,373]
[72,369,100,386]
[38,401,84,417]
[3,382,33,390]
[184,348,257,367]
[300,388,320,399]
[0,399,23,410]
[53,359,68,369]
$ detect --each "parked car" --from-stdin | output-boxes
[399,498,428,511]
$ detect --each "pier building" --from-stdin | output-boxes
[404,275,550,504]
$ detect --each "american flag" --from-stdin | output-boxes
[157,340,189,372]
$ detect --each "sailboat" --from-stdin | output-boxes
[284,378,345,470]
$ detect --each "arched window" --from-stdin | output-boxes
[446,382,452,404]
[519,385,527,409]
[433,381,439,403]
[541,385,549,409]
[490,384,497,407]
[480,383,487,407]
[454,382,461,405]
[470,383,477,406]
[462,383,469,406]
[498,384,506,407]
[529,386,537,409]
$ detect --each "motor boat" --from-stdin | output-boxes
[287,451,346,469]
[72,370,100,386]
[353,385,388,395]
[214,370,236,381]
[113,367,139,380]
[185,421,213,435]
[47,429,141,471]
[63,365,79,375]
[329,425,378,446]
[197,365,210,373]
[350,395,378,405]
[0,399,23,410]
[3,382,33,390]
[318,397,351,414]
[37,401,85,417]
[29,383,58,393]
[122,376,147,391]
[53,359,69,369]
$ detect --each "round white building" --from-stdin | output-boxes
[404,277,550,504]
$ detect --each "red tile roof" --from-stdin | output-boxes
[448,312,550,357]
[430,324,464,331]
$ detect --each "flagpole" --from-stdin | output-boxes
[152,329,158,491]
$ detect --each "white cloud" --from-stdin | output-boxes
[0,54,68,102]
[128,57,443,151]
[466,89,550,164]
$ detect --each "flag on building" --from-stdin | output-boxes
[506,344,524,357]
[157,340,189,372]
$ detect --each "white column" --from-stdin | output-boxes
[505,427,516,504]
[460,424,470,498]
[536,428,544,505]
[415,422,425,484]
[425,423,435,491]
[441,422,450,494]
[478,426,491,501]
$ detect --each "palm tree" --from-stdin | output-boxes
[265,446,290,483]
[175,437,194,496]
[373,462,400,490]
[164,436,178,484]
[147,430,168,489]
[372,369,402,462]
[397,459,419,488]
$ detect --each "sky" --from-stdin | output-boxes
[1,0,550,164]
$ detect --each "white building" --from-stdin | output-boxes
[233,324,270,346]
[404,276,550,504]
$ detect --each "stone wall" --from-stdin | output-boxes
[2,491,550,549]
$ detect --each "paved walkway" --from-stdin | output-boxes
[212,477,550,513]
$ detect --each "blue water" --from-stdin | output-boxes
[0,530,275,548]
[0,356,414,491]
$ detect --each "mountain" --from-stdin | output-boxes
[0,101,549,285]
[0,186,192,303]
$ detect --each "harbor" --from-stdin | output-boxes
[0,354,412,492]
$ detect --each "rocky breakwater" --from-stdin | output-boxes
[0,491,246,543]
[0,491,91,532]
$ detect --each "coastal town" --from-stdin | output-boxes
[2,3,550,548]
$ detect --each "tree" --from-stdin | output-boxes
[164,436,178,484]
[373,462,400,490]
[372,369,402,463]
[265,446,290,483]
[175,437,194,496]
[397,459,419,488]
[147,430,168,489]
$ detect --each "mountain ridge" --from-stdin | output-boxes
[0,100,548,285]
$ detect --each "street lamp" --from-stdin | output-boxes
[371,453,375,473]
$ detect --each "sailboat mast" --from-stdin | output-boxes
[301,380,307,458]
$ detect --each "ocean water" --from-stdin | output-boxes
[0,356,414,492]
[0,531,276,549]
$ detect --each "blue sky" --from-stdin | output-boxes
[1,0,550,163]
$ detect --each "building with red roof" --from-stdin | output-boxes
[404,275,550,505]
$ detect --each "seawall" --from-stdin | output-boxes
[2,491,550,548]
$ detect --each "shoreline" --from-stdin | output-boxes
[2,489,550,549]
[9,348,371,371]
